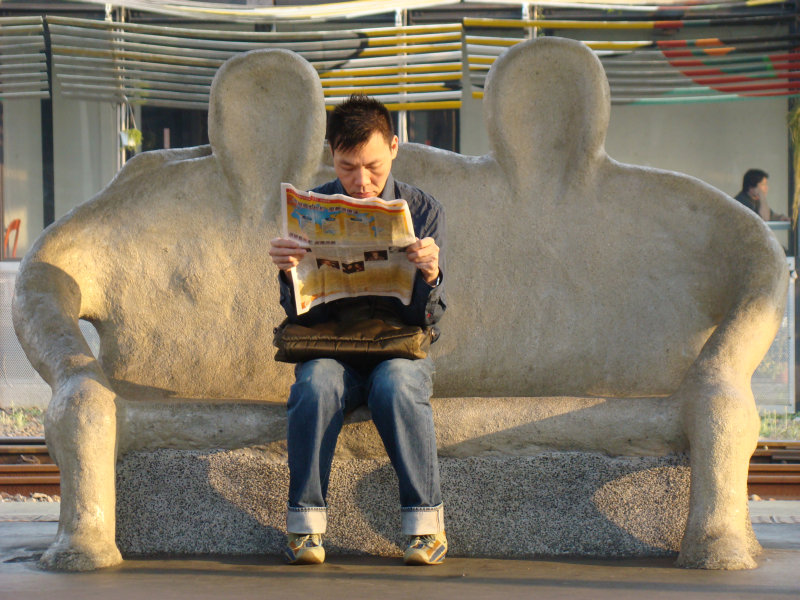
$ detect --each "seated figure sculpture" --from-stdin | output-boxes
[13,37,787,571]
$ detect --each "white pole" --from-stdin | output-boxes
[522,3,531,40]
[108,5,131,169]
[395,9,408,144]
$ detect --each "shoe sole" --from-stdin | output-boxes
[404,545,447,566]
[284,547,325,565]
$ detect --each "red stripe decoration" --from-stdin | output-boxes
[662,47,736,58]
[653,20,685,29]
[689,74,800,85]
[677,62,800,78]
[667,52,800,67]
[660,42,800,95]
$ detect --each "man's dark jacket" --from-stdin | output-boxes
[278,175,446,338]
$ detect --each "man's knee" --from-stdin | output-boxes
[289,359,347,413]
[368,359,432,412]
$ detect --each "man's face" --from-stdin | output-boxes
[755,176,769,201]
[332,131,398,199]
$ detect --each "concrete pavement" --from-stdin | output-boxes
[1,501,798,600]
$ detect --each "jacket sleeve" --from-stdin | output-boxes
[396,197,446,328]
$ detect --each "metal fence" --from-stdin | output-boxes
[752,257,796,414]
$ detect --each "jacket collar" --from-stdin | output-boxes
[380,174,396,201]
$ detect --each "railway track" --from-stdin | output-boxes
[1,438,799,499]
[749,440,800,499]
[0,437,59,496]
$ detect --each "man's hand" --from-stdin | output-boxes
[406,237,440,285]
[269,237,308,273]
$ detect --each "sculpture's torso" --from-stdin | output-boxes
[23,38,783,403]
[36,147,755,403]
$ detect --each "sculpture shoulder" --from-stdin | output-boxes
[394,142,492,178]
[392,142,499,208]
[596,159,785,276]
[109,145,214,188]
[27,145,219,263]
[599,159,741,214]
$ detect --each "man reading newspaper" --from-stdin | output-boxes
[269,95,447,565]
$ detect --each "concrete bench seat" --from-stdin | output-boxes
[115,398,689,558]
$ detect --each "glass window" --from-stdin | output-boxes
[141,106,209,152]
[1,100,44,259]
[407,109,459,152]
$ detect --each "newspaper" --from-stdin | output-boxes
[281,183,417,315]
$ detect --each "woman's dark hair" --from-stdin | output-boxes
[327,94,394,152]
[742,169,768,191]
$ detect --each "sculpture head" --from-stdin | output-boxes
[207,48,326,212]
[483,36,610,191]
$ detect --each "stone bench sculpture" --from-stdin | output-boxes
[13,37,787,571]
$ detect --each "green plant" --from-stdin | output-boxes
[788,102,800,229]
[0,406,43,432]
[120,127,142,150]
[760,410,800,440]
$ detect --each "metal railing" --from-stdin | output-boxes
[0,16,49,100]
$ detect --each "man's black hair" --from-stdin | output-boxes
[327,94,394,152]
[742,168,768,191]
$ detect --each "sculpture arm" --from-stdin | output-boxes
[13,257,107,390]
[674,214,787,570]
[13,253,123,571]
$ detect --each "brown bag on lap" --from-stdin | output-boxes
[273,318,433,366]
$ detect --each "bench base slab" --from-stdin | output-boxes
[116,449,690,558]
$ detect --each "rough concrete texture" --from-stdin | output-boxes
[116,449,689,559]
[11,38,787,570]
[116,398,685,457]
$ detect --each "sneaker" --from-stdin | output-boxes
[403,531,447,565]
[284,533,325,565]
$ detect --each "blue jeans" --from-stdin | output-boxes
[286,356,444,536]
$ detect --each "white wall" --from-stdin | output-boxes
[1,92,119,260]
[2,99,44,258]
[459,84,487,158]
[52,94,118,221]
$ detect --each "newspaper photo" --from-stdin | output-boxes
[281,183,418,315]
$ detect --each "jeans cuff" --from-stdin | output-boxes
[287,505,327,534]
[400,503,444,535]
